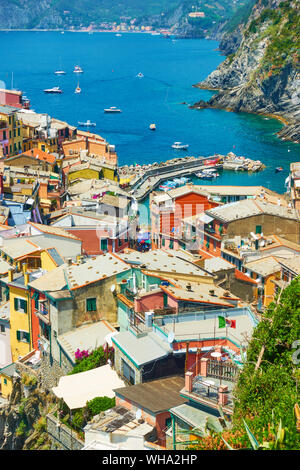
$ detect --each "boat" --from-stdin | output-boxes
[78,120,96,127]
[137,72,144,78]
[75,83,81,94]
[73,65,83,73]
[173,176,189,185]
[149,124,156,130]
[171,142,189,150]
[44,87,62,94]
[275,167,283,173]
[200,168,220,177]
[195,171,214,179]
[104,107,122,113]
[116,33,122,37]
[55,70,66,75]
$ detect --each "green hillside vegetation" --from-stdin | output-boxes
[245,1,300,78]
[224,0,256,33]
[188,276,300,450]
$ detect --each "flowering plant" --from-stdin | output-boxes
[75,348,90,361]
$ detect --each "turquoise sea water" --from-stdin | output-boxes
[1,31,299,193]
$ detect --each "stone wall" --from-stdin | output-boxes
[114,347,142,385]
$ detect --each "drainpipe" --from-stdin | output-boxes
[171,413,176,450]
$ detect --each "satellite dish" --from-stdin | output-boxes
[168,331,175,343]
[110,284,116,292]
[136,409,142,420]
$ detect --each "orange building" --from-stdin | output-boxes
[150,185,219,251]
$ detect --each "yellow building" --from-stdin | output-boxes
[0,363,19,398]
[6,268,32,362]
[1,251,60,363]
[243,256,281,307]
[0,105,23,157]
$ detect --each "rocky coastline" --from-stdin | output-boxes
[191,0,300,144]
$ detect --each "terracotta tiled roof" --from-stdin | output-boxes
[22,148,56,164]
[235,269,257,285]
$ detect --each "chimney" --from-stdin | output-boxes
[24,271,30,286]
[22,263,28,276]
[67,258,72,266]
[186,283,192,291]
[8,267,14,282]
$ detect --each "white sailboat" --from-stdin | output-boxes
[75,82,81,94]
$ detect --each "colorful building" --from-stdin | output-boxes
[150,185,219,251]
[0,105,23,157]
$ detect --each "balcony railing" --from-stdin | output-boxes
[192,375,233,407]
[207,359,238,382]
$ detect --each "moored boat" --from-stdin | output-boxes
[55,70,66,75]
[149,123,156,130]
[78,120,96,127]
[73,65,83,73]
[75,83,81,94]
[171,142,189,150]
[104,107,122,113]
[44,87,62,94]
[195,171,215,179]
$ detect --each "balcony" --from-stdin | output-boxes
[205,224,215,234]
[183,368,235,414]
[35,301,50,324]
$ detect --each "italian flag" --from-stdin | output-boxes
[218,317,236,329]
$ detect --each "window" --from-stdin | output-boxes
[169,239,174,249]
[101,239,108,251]
[118,238,122,247]
[256,225,262,234]
[14,298,27,313]
[122,359,135,384]
[162,238,165,247]
[0,324,5,333]
[3,131,6,140]
[17,330,30,343]
[4,378,7,385]
[86,298,97,312]
[213,239,217,252]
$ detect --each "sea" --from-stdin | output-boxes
[1,31,299,194]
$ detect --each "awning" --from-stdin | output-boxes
[199,214,213,224]
[52,364,125,410]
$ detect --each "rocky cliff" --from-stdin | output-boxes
[192,0,300,143]
[0,376,53,450]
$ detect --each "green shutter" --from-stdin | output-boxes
[14,298,18,311]
[17,330,21,341]
[87,298,96,312]
[25,332,30,343]
[23,301,27,313]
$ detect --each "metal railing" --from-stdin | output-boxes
[207,359,238,382]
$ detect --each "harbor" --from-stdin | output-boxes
[119,152,265,201]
